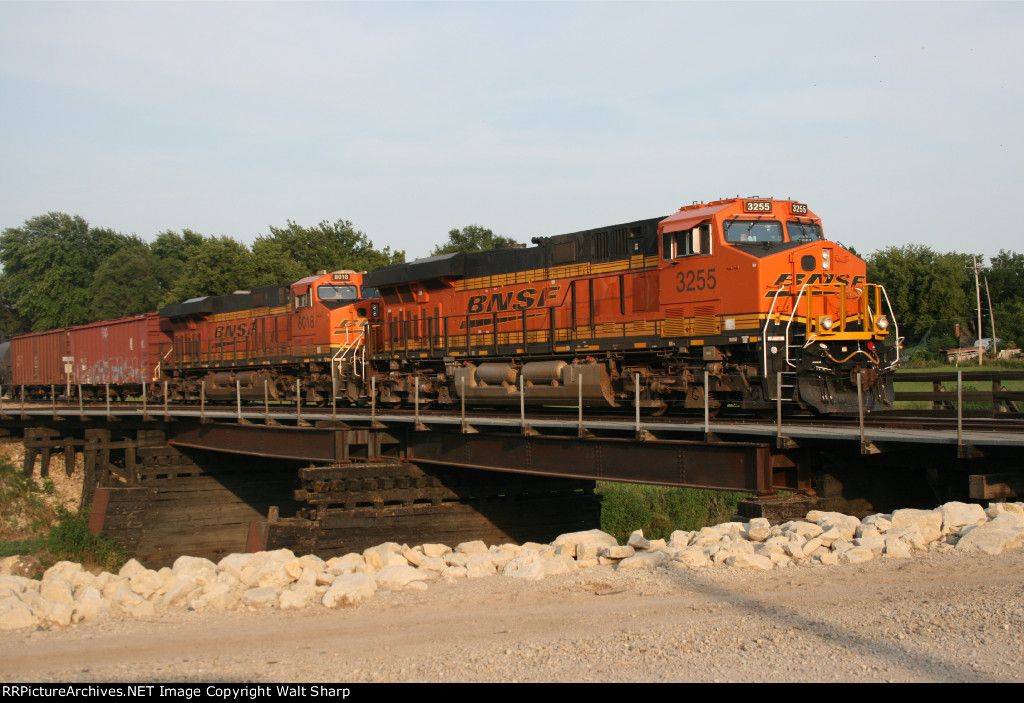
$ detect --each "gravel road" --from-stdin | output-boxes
[2,548,1021,683]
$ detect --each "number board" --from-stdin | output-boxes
[332,273,350,281]
[791,203,808,215]
[744,201,772,213]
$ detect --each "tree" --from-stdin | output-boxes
[866,245,976,346]
[430,225,521,255]
[986,250,1024,347]
[0,212,129,331]
[0,288,28,337]
[164,236,257,304]
[150,229,205,306]
[88,237,164,320]
[252,219,405,285]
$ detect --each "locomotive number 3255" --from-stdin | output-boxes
[675,268,717,292]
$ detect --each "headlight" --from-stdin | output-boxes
[875,316,889,330]
[819,316,834,330]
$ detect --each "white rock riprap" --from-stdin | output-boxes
[1,500,1022,632]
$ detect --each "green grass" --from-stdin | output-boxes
[893,365,1024,412]
[45,510,128,572]
[897,360,1024,373]
[0,456,58,538]
[0,536,47,558]
[0,456,129,573]
[597,482,748,543]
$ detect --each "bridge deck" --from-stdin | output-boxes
[8,405,1024,448]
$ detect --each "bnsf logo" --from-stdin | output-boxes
[214,322,257,338]
[467,286,559,314]
[765,273,866,297]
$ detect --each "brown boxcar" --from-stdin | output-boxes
[68,313,170,387]
[9,328,70,390]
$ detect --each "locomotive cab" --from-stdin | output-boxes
[656,198,899,413]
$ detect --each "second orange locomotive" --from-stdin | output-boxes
[364,196,900,414]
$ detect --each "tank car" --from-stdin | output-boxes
[0,340,10,387]
[363,197,900,415]
[157,270,378,404]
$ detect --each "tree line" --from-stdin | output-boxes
[0,214,514,334]
[1,212,1020,358]
[866,245,1024,358]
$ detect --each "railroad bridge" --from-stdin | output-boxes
[3,370,1024,566]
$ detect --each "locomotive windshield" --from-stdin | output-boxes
[318,285,358,301]
[724,220,783,244]
[787,221,824,242]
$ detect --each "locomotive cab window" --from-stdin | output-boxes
[724,220,783,244]
[786,221,824,242]
[662,223,712,259]
[294,289,312,309]
[318,285,358,301]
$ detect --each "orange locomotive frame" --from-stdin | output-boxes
[364,197,900,414]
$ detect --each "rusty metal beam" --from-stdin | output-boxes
[163,420,777,493]
[166,422,354,462]
[404,431,775,494]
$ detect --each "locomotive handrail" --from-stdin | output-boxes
[784,283,812,369]
[334,329,364,361]
[153,346,174,384]
[876,284,903,371]
[763,280,902,397]
[761,284,790,399]
[332,327,366,389]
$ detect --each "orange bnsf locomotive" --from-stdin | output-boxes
[156,270,377,404]
[362,197,900,415]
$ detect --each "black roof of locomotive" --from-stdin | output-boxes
[364,216,665,289]
[159,282,291,319]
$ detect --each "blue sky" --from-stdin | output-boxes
[1,1,1022,262]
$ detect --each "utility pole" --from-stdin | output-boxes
[985,276,997,357]
[973,256,983,366]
